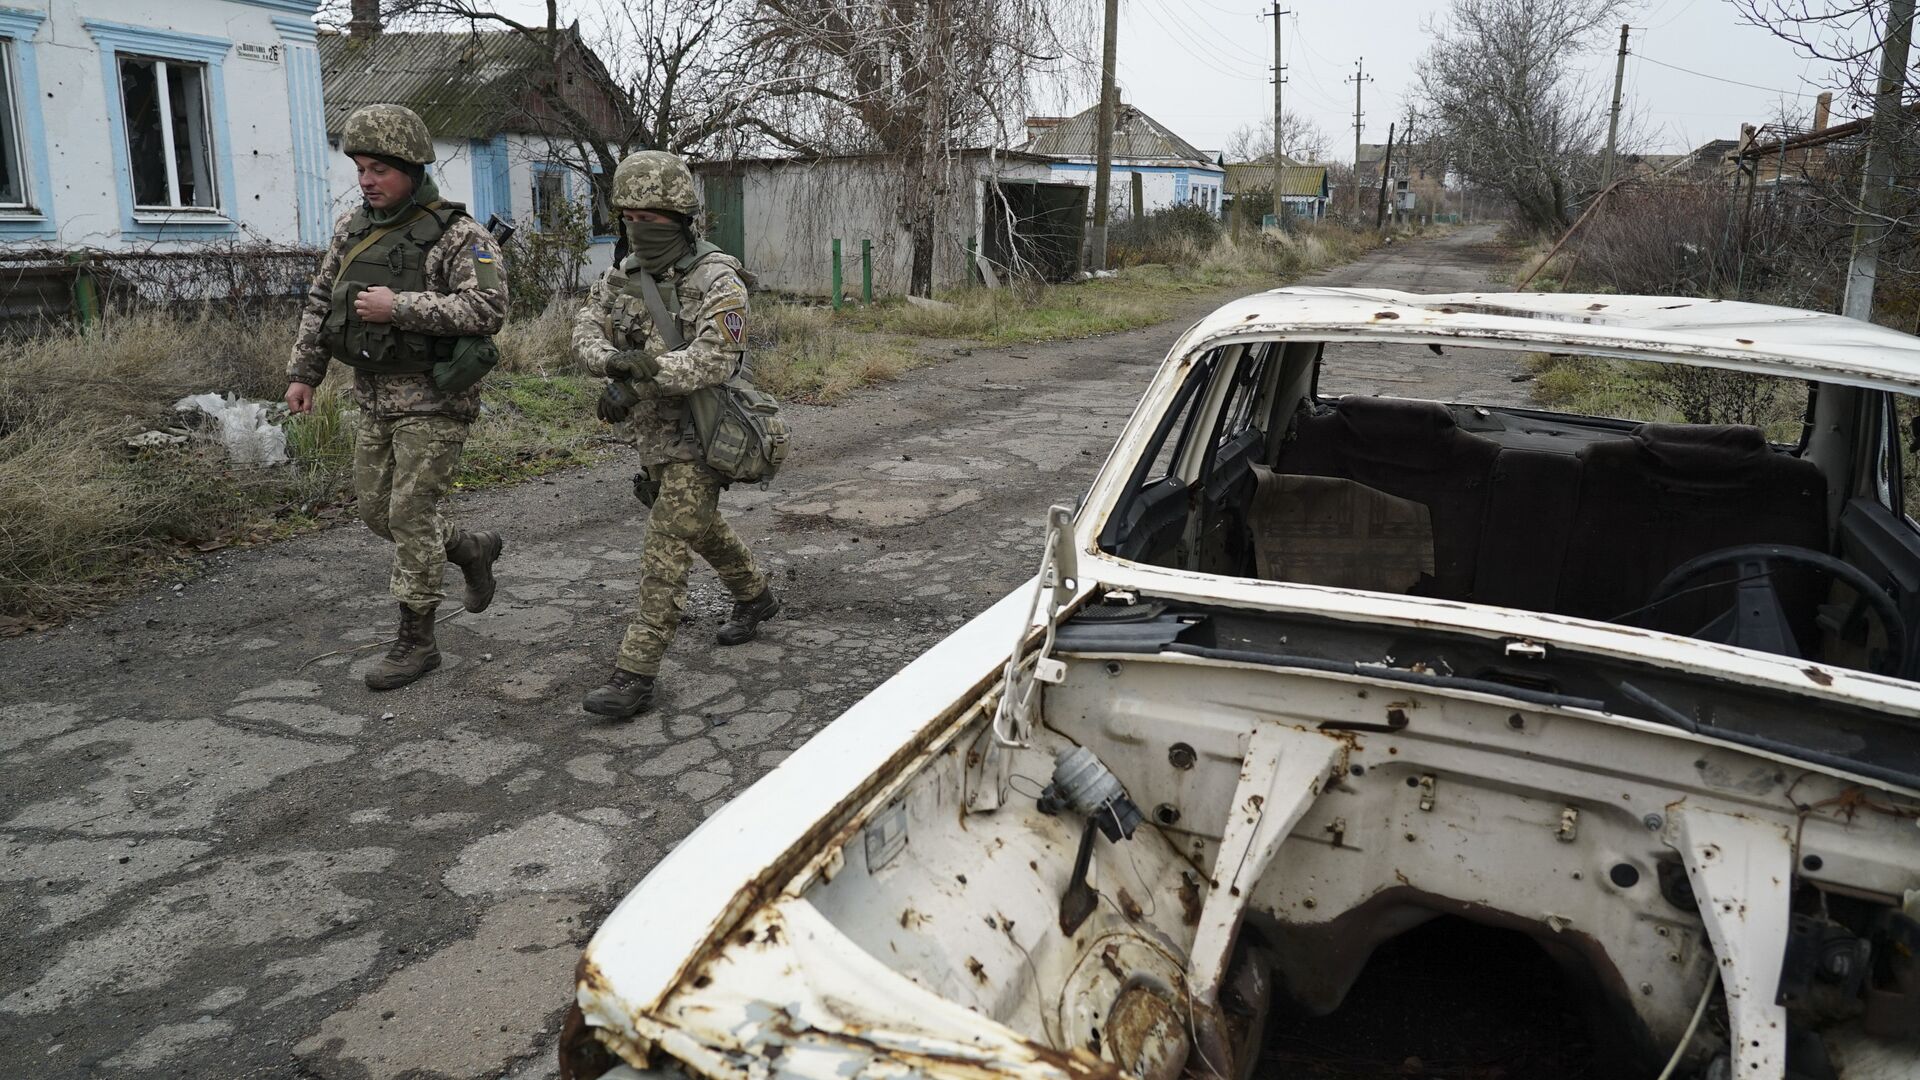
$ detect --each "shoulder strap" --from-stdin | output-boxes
[633,271,687,351]
[332,204,429,288]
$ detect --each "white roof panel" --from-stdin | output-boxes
[1182,288,1920,393]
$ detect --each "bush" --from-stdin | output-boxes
[502,199,593,318]
[1564,184,1741,297]
[1110,205,1225,266]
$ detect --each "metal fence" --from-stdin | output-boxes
[0,243,323,327]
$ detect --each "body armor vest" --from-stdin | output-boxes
[321,202,467,373]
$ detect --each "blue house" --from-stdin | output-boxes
[1018,101,1226,220]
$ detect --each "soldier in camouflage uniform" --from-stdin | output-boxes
[572,150,779,718]
[286,104,509,692]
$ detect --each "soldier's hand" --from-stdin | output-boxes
[596,379,640,424]
[285,382,315,415]
[605,350,659,381]
[354,286,398,324]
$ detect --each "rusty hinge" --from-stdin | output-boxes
[1417,774,1436,812]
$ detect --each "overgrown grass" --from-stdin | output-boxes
[821,224,1384,349]
[0,306,609,622]
[1525,352,1810,442]
[750,303,921,404]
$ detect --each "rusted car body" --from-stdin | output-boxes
[564,290,1920,1080]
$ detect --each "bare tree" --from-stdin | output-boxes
[750,0,1097,296]
[341,0,787,230]
[1415,0,1632,231]
[1225,113,1332,164]
[1731,2,1920,319]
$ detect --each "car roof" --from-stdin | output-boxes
[1184,287,1920,394]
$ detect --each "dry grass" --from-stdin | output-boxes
[0,307,608,622]
[495,301,581,376]
[751,303,922,403]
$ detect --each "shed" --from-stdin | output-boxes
[692,151,1085,297]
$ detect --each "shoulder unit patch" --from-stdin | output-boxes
[717,309,747,344]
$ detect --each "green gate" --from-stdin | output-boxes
[703,173,745,261]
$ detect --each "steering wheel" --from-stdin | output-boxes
[1645,544,1905,677]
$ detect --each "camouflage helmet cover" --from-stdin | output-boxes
[341,104,435,165]
[612,150,698,215]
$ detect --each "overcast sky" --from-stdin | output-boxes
[474,0,1846,161]
[1108,0,1840,159]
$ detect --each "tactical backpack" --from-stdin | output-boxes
[622,249,790,484]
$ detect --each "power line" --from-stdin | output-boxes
[1636,54,1818,97]
[1138,0,1271,69]
[1131,0,1269,81]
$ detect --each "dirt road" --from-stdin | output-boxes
[0,225,1506,1078]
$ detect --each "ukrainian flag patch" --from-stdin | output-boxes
[472,244,500,289]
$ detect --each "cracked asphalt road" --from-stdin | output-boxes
[0,226,1504,1078]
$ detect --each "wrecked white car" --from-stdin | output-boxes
[562,290,1920,1080]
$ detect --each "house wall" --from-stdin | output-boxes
[1044,159,1226,219]
[711,156,1055,296]
[0,0,331,250]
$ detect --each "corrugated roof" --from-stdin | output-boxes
[1222,163,1328,197]
[1017,103,1214,166]
[319,31,560,139]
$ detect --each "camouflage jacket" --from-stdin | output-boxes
[572,250,750,465]
[288,207,508,423]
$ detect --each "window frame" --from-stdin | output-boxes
[531,161,568,233]
[588,164,616,241]
[83,20,238,239]
[0,40,26,210]
[116,53,220,214]
[0,7,52,236]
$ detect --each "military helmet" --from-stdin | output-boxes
[612,151,698,215]
[341,104,435,165]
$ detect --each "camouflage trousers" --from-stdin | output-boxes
[354,414,468,612]
[617,461,768,676]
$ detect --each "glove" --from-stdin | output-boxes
[604,350,660,381]
[596,379,640,424]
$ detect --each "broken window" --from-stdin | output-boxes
[118,55,218,211]
[0,41,28,208]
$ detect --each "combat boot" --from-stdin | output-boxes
[444,529,504,613]
[717,587,781,646]
[583,669,654,719]
[366,603,440,691]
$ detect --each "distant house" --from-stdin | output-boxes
[0,0,331,250]
[1221,163,1330,226]
[1019,102,1226,219]
[691,151,1086,297]
[1658,139,1742,182]
[318,17,630,274]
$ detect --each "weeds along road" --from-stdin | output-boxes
[0,225,1504,1079]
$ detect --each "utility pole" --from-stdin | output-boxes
[1347,59,1372,217]
[1376,122,1395,230]
[1263,5,1290,227]
[1090,0,1120,270]
[1402,103,1416,225]
[1842,0,1914,322]
[1601,23,1629,188]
